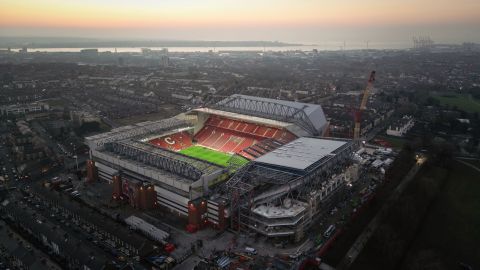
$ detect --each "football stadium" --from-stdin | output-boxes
[85,94,357,240]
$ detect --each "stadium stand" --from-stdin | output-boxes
[238,139,286,160]
[205,116,296,142]
[149,131,193,151]
[238,151,256,160]
[244,148,263,158]
[193,116,296,154]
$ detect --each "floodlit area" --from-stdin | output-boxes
[179,145,240,167]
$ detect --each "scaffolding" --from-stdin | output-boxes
[225,140,355,232]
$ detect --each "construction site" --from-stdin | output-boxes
[80,72,398,269]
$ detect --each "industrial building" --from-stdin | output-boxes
[85,94,356,239]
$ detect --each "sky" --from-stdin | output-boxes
[1,0,480,46]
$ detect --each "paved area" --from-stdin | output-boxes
[337,157,426,270]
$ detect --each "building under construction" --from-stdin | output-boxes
[223,137,356,241]
[85,94,357,240]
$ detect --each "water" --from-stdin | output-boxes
[3,42,411,53]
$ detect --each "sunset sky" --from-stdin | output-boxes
[1,0,480,45]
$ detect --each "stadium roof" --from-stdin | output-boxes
[214,94,327,135]
[85,117,190,151]
[255,137,347,171]
[192,107,291,128]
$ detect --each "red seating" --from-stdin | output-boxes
[206,116,295,140]
[264,128,277,138]
[193,115,297,154]
[239,151,255,160]
[232,137,257,153]
[254,126,268,137]
[193,126,210,142]
[274,130,297,143]
[211,132,229,149]
[235,123,247,132]
[219,136,243,153]
[149,131,192,151]
[208,117,221,126]
[244,148,262,158]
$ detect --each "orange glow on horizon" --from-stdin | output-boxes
[2,0,480,29]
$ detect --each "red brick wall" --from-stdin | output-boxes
[86,160,98,183]
[188,200,208,229]
[112,175,122,199]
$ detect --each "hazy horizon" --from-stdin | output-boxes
[1,0,480,46]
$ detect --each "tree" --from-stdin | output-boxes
[404,249,447,270]
[74,122,101,136]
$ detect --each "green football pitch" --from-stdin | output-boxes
[179,145,238,167]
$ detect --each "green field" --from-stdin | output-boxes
[402,160,480,269]
[433,94,480,113]
[351,160,480,269]
[180,145,236,167]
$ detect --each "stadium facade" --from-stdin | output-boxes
[85,94,357,240]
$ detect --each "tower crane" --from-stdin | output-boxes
[353,71,376,140]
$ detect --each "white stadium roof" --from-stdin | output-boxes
[255,137,347,171]
[215,94,328,135]
[192,107,292,128]
[229,94,327,131]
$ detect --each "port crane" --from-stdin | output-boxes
[353,71,376,140]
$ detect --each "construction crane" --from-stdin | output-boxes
[353,71,376,140]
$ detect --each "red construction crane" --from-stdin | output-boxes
[353,71,376,140]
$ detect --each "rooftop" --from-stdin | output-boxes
[255,137,347,171]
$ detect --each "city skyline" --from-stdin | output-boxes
[1,0,480,45]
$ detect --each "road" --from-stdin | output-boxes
[101,116,120,128]
[336,157,426,270]
[456,158,480,173]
